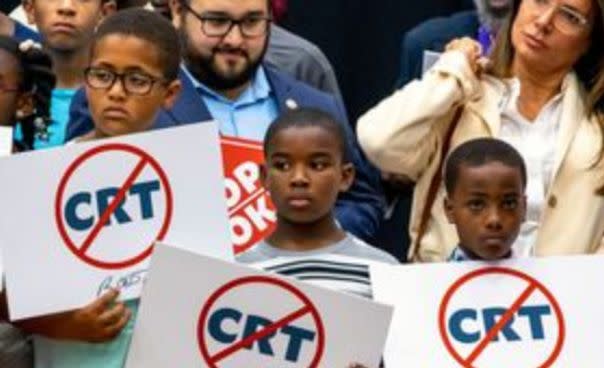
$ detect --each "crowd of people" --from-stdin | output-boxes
[1,0,603,366]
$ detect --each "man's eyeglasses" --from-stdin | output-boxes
[84,67,167,96]
[181,2,272,38]
[526,0,591,36]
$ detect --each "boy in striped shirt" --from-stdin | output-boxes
[237,108,397,299]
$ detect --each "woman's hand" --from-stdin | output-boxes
[445,37,489,76]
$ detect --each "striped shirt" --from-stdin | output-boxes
[237,234,399,299]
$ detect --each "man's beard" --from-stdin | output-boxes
[180,28,267,91]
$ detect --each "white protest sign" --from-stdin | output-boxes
[126,245,393,368]
[371,256,604,368]
[0,126,10,292]
[0,123,233,320]
[0,126,12,157]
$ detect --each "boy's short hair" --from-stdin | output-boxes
[263,108,352,163]
[92,8,180,81]
[444,138,527,193]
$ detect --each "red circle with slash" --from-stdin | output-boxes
[55,143,173,270]
[197,275,325,367]
[438,267,565,368]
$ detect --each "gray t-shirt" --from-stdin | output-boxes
[237,234,398,298]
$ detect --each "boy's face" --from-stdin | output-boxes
[262,125,354,225]
[444,161,526,261]
[86,34,181,138]
[24,0,114,53]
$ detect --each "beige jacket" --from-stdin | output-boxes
[358,51,604,262]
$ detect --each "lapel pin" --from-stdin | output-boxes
[285,98,299,109]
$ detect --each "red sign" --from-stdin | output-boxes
[438,267,565,368]
[197,275,325,367]
[55,143,173,270]
[220,137,276,254]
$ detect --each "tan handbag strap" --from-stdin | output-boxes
[412,107,463,262]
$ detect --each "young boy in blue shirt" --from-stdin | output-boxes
[443,138,527,262]
[21,0,114,148]
[14,8,181,368]
[238,108,398,298]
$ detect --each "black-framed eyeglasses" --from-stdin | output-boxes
[84,67,167,96]
[181,2,272,38]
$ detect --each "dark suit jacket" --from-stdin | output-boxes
[67,66,384,243]
[396,10,479,88]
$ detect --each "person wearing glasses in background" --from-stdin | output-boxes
[147,0,343,100]
[358,0,604,262]
[67,0,385,245]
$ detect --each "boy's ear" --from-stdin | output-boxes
[22,1,36,26]
[443,196,455,224]
[338,163,355,193]
[169,0,184,29]
[161,79,182,110]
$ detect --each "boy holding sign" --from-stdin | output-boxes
[443,138,527,262]
[238,108,398,298]
[13,8,181,368]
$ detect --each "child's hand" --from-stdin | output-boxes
[17,289,131,343]
[64,289,131,342]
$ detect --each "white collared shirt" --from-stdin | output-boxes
[498,78,564,257]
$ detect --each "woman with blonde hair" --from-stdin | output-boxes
[358,0,604,262]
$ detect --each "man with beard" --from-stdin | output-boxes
[66,0,384,244]
[149,0,342,98]
[396,0,512,87]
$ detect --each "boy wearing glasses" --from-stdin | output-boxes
[14,9,181,368]
[78,14,181,140]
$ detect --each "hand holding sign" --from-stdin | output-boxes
[0,124,233,320]
[68,289,132,343]
[20,289,131,343]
